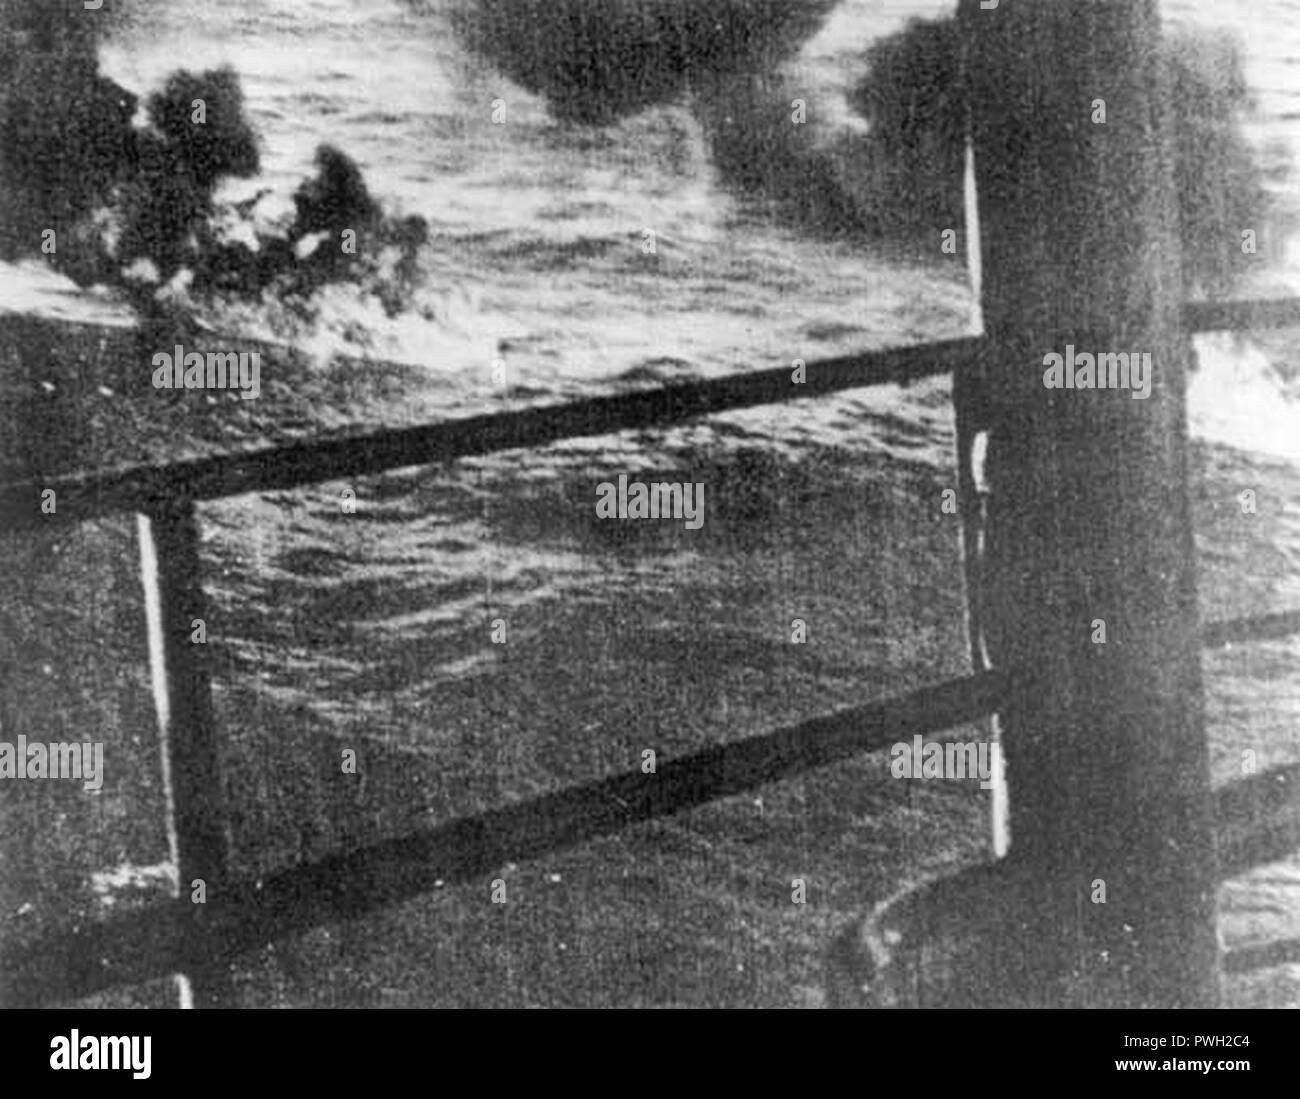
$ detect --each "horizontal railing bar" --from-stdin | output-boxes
[1182,297,1300,333]
[0,668,1008,1007]
[1201,609,1300,649]
[1215,762,1300,880]
[5,612,1298,1007]
[6,292,1300,527]
[1223,938,1300,975]
[10,711,1297,1009]
[0,337,978,527]
[5,292,1300,527]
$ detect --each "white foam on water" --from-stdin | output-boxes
[0,259,137,328]
[1188,330,1300,463]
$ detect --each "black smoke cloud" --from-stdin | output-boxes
[448,0,838,125]
[0,0,425,316]
[452,3,1276,292]
[112,67,261,283]
[1163,26,1276,297]
[848,16,966,240]
[848,17,1275,292]
[0,0,137,260]
[444,0,859,234]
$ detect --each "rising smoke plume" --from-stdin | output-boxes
[448,0,839,125]
[0,0,427,318]
[0,1,1274,312]
[847,17,1275,289]
[450,2,1277,291]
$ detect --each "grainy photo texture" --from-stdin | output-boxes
[0,0,1297,1020]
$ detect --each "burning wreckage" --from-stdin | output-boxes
[0,8,427,321]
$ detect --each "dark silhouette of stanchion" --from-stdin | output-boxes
[827,0,1222,1010]
[137,501,234,1007]
[964,0,1219,1007]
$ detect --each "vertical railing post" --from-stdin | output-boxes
[137,500,233,1008]
[962,0,1219,1006]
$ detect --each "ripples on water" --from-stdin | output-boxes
[1,0,1299,1006]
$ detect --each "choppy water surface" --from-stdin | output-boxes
[1,0,1298,1006]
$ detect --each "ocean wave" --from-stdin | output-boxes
[1190,330,1300,462]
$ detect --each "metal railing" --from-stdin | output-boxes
[2,297,1299,1007]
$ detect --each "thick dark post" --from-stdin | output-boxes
[137,502,233,1007]
[963,0,1219,1006]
